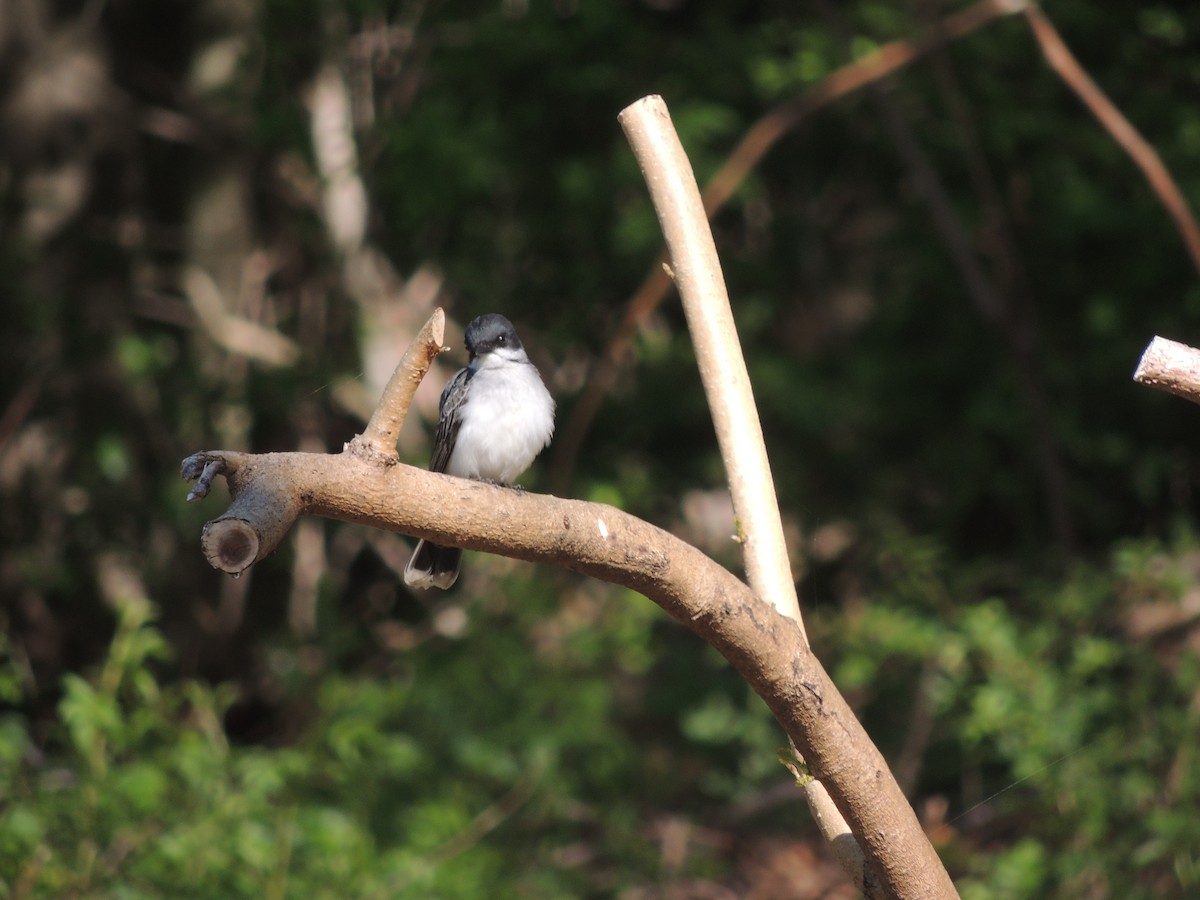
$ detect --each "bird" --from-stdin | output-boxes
[404,313,556,590]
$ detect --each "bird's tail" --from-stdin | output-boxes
[404,540,462,590]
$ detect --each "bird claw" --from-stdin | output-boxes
[478,477,525,493]
[181,453,227,501]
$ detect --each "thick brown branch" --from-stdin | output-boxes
[1134,336,1200,406]
[181,446,946,898]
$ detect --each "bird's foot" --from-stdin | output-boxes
[472,477,526,493]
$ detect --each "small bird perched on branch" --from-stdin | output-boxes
[404,313,556,589]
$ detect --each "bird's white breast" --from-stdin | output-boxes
[445,353,555,484]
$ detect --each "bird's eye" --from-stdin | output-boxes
[497,334,506,343]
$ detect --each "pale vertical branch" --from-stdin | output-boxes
[1024,5,1200,274]
[619,95,876,894]
[306,49,449,461]
[801,777,869,890]
[618,96,801,631]
[289,518,325,637]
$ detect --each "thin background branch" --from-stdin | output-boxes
[1024,5,1200,274]
[850,58,1077,552]
[618,95,874,891]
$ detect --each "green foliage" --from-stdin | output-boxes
[1,580,775,897]
[824,526,1200,897]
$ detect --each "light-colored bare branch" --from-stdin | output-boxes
[352,307,446,459]
[618,94,947,899]
[308,63,368,256]
[1134,336,1200,406]
[617,96,870,889]
[618,95,801,632]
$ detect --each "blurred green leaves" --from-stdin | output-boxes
[0,578,762,896]
[826,525,1200,898]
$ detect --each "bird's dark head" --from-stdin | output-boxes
[464,313,524,360]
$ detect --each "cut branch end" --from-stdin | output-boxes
[1134,336,1200,406]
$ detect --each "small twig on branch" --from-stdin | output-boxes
[351,307,446,460]
[183,308,446,573]
[1024,5,1200,274]
[1134,336,1200,406]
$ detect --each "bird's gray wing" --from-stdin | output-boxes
[429,367,473,473]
